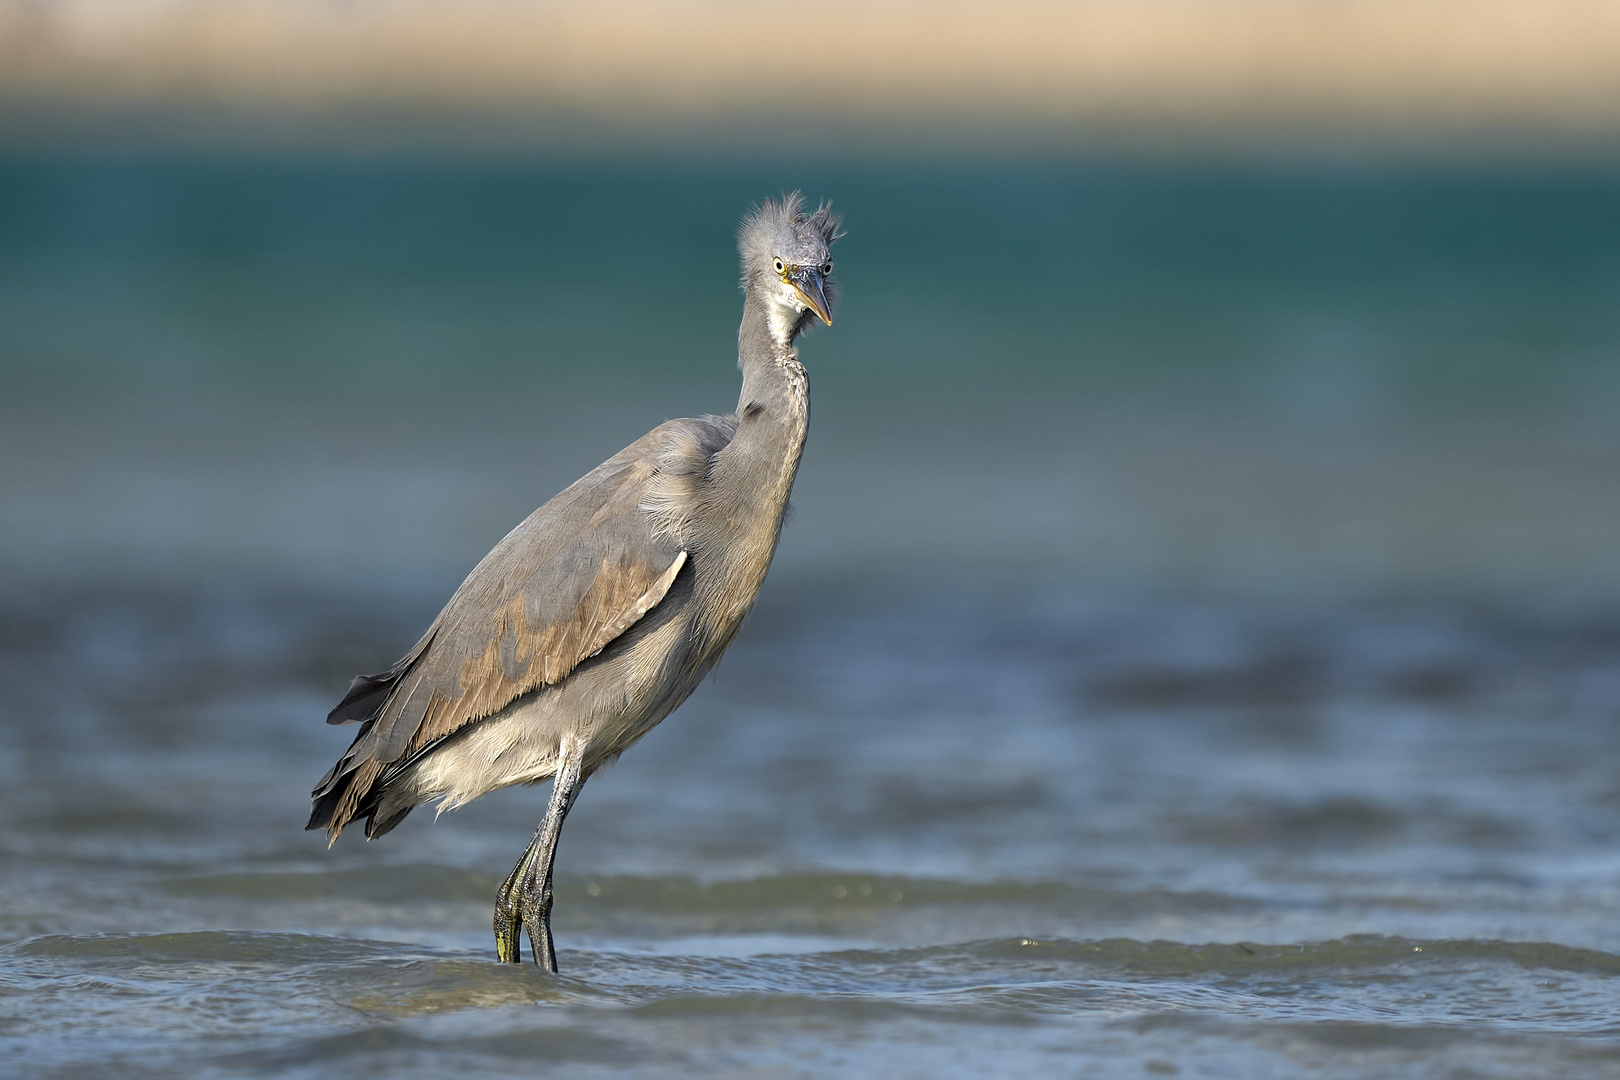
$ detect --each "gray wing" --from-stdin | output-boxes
[309,414,736,839]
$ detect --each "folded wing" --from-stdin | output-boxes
[308,416,734,840]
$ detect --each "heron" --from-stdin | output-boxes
[307,194,840,971]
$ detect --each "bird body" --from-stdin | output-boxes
[308,195,841,969]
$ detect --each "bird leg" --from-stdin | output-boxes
[493,739,588,970]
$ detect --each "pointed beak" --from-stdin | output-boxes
[787,266,833,326]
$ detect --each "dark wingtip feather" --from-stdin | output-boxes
[306,785,344,832]
[307,717,379,839]
[327,670,396,724]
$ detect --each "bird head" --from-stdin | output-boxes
[740,193,842,337]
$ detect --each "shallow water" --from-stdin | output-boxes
[6,581,1620,1077]
[5,153,1620,1076]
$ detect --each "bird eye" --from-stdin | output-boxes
[772,258,785,275]
[821,262,833,275]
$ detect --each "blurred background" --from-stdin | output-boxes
[6,3,1620,1078]
[5,0,1620,594]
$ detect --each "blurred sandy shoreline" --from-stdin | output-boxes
[4,0,1620,151]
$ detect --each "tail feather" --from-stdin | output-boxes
[363,798,417,840]
[307,721,377,838]
[309,657,415,840]
[309,662,443,842]
[306,742,394,842]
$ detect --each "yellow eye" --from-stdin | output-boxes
[773,258,785,275]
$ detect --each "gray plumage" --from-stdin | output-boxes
[308,194,841,969]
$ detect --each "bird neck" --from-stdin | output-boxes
[735,286,810,427]
[686,285,811,638]
[711,286,810,526]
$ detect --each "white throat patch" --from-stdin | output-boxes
[765,280,807,348]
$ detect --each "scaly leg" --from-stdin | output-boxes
[493,738,588,970]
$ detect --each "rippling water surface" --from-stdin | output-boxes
[6,582,1620,1077]
[4,154,1620,1077]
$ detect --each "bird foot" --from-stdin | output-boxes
[494,857,558,970]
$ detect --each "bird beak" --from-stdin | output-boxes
[787,266,833,326]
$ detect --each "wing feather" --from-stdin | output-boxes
[309,415,737,840]
[368,540,688,766]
